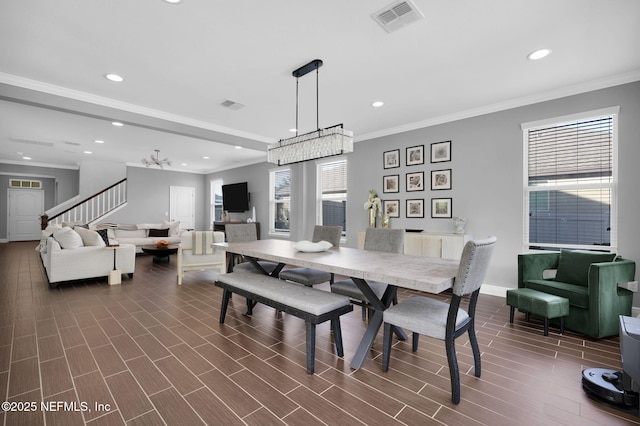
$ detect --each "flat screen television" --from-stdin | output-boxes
[222,182,250,212]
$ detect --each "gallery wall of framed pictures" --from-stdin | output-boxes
[382,140,453,219]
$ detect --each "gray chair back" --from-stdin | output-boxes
[363,228,404,254]
[225,224,258,243]
[452,236,497,297]
[312,225,343,247]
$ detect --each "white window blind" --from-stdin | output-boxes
[270,168,291,233]
[524,111,616,251]
[318,159,347,234]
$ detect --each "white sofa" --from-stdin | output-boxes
[94,221,182,253]
[177,231,226,284]
[40,236,136,287]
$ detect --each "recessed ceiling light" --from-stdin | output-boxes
[372,101,384,108]
[181,163,188,166]
[84,151,92,154]
[164,0,182,3]
[105,73,124,82]
[112,121,124,127]
[203,156,210,159]
[234,146,242,150]
[527,48,551,60]
[289,128,297,133]
[94,140,104,144]
[23,156,31,160]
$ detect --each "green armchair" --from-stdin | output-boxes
[518,250,635,339]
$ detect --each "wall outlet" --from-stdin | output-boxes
[164,212,168,216]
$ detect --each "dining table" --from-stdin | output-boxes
[214,238,459,369]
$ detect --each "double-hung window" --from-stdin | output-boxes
[269,167,291,234]
[210,179,223,225]
[522,107,618,252]
[317,159,347,236]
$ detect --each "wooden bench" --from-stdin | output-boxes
[215,272,353,374]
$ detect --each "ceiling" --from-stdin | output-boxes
[1,0,639,174]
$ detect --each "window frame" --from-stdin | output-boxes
[269,166,291,236]
[316,158,348,238]
[521,106,619,252]
[210,179,223,227]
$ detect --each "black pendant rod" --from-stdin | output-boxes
[291,59,323,133]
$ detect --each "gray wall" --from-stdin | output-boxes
[105,167,208,230]
[0,163,79,240]
[206,162,274,237]
[345,81,640,300]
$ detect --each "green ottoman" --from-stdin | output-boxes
[506,288,570,336]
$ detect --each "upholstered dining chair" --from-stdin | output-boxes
[225,224,279,275]
[381,236,497,404]
[279,225,343,286]
[330,228,405,319]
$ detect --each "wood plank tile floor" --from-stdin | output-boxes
[1,241,638,425]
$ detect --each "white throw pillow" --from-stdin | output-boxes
[292,240,333,252]
[162,220,181,236]
[35,224,62,253]
[74,226,106,247]
[53,227,84,249]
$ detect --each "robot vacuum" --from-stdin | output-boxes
[582,316,640,415]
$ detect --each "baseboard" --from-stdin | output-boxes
[481,283,640,318]
[0,239,8,243]
[480,283,508,298]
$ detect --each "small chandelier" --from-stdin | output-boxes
[142,149,171,169]
[267,59,353,165]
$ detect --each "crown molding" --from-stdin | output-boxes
[0,159,79,170]
[355,70,640,143]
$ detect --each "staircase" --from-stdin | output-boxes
[41,178,127,229]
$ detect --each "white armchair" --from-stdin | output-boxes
[177,231,226,285]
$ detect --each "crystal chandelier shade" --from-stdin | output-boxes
[268,125,353,165]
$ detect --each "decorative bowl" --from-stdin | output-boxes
[155,240,170,248]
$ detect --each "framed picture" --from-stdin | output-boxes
[406,145,424,166]
[406,199,424,218]
[431,198,452,218]
[383,175,399,193]
[431,169,452,190]
[383,200,400,218]
[431,140,451,163]
[406,171,424,192]
[383,149,400,169]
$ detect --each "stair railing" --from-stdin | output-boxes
[41,178,127,229]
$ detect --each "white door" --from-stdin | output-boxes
[8,189,45,241]
[170,186,195,230]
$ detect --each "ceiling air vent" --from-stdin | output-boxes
[220,99,245,111]
[9,137,55,147]
[373,0,424,33]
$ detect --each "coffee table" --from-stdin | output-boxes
[141,244,179,263]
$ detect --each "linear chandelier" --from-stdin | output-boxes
[267,59,353,165]
[141,149,171,169]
